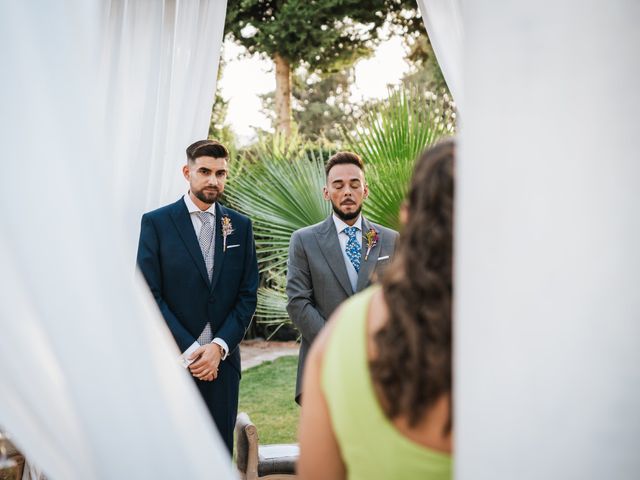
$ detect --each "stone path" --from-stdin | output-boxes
[240,339,299,371]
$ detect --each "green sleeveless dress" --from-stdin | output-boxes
[322,286,452,480]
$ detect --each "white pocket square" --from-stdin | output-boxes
[377,255,390,261]
[227,244,240,249]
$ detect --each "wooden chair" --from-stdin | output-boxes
[235,412,298,480]
[0,439,25,480]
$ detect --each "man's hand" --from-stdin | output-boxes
[188,343,223,381]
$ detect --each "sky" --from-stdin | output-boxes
[217,35,411,145]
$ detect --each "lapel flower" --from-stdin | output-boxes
[364,227,379,261]
[221,215,234,252]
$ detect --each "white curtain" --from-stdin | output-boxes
[102,0,228,261]
[0,1,233,479]
[457,0,640,478]
[416,0,463,107]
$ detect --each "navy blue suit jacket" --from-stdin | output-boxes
[136,197,258,374]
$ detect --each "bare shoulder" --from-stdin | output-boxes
[298,306,347,480]
[311,288,387,367]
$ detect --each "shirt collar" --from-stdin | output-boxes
[183,192,216,215]
[332,213,362,234]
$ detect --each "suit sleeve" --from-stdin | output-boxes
[136,214,196,351]
[215,218,259,354]
[286,231,326,344]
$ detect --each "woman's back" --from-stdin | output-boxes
[322,286,452,480]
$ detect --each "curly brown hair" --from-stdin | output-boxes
[370,138,455,431]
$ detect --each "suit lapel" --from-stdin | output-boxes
[170,198,210,287]
[209,202,226,292]
[356,217,380,292]
[315,216,353,296]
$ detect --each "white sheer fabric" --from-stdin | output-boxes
[0,1,233,479]
[457,0,640,478]
[416,0,463,108]
[102,0,228,261]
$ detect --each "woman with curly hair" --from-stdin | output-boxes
[297,139,455,480]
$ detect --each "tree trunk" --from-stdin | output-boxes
[274,53,292,138]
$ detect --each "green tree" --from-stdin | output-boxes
[225,0,419,138]
[260,68,361,143]
[401,31,449,95]
[293,69,357,142]
[208,92,237,149]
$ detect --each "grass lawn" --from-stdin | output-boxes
[238,354,299,444]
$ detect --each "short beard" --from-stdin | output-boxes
[194,188,219,205]
[332,203,361,222]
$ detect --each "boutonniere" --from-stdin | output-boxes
[364,227,379,260]
[221,215,234,252]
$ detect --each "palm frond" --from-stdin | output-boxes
[345,86,455,230]
[255,286,289,324]
[225,132,332,281]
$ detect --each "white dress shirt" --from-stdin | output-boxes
[332,214,362,293]
[182,193,228,359]
[184,192,216,238]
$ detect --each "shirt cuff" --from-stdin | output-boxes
[212,338,229,360]
[179,341,201,368]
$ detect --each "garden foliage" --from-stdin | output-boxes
[226,86,455,335]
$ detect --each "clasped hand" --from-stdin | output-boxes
[188,343,222,381]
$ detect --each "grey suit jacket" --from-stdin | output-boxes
[286,215,399,403]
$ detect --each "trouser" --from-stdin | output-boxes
[194,360,240,455]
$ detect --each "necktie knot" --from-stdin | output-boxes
[197,211,212,225]
[344,226,358,239]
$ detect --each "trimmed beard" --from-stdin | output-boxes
[194,188,219,205]
[332,202,361,222]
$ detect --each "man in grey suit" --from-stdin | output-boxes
[286,151,399,404]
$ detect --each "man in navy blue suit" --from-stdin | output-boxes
[136,139,258,454]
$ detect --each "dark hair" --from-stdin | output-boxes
[186,139,229,163]
[325,151,364,176]
[370,138,455,431]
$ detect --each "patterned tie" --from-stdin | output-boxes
[196,211,215,345]
[344,226,361,273]
[196,211,215,279]
[197,322,213,345]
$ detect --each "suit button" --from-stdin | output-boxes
[208,297,215,304]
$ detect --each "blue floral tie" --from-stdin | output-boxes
[344,226,360,273]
